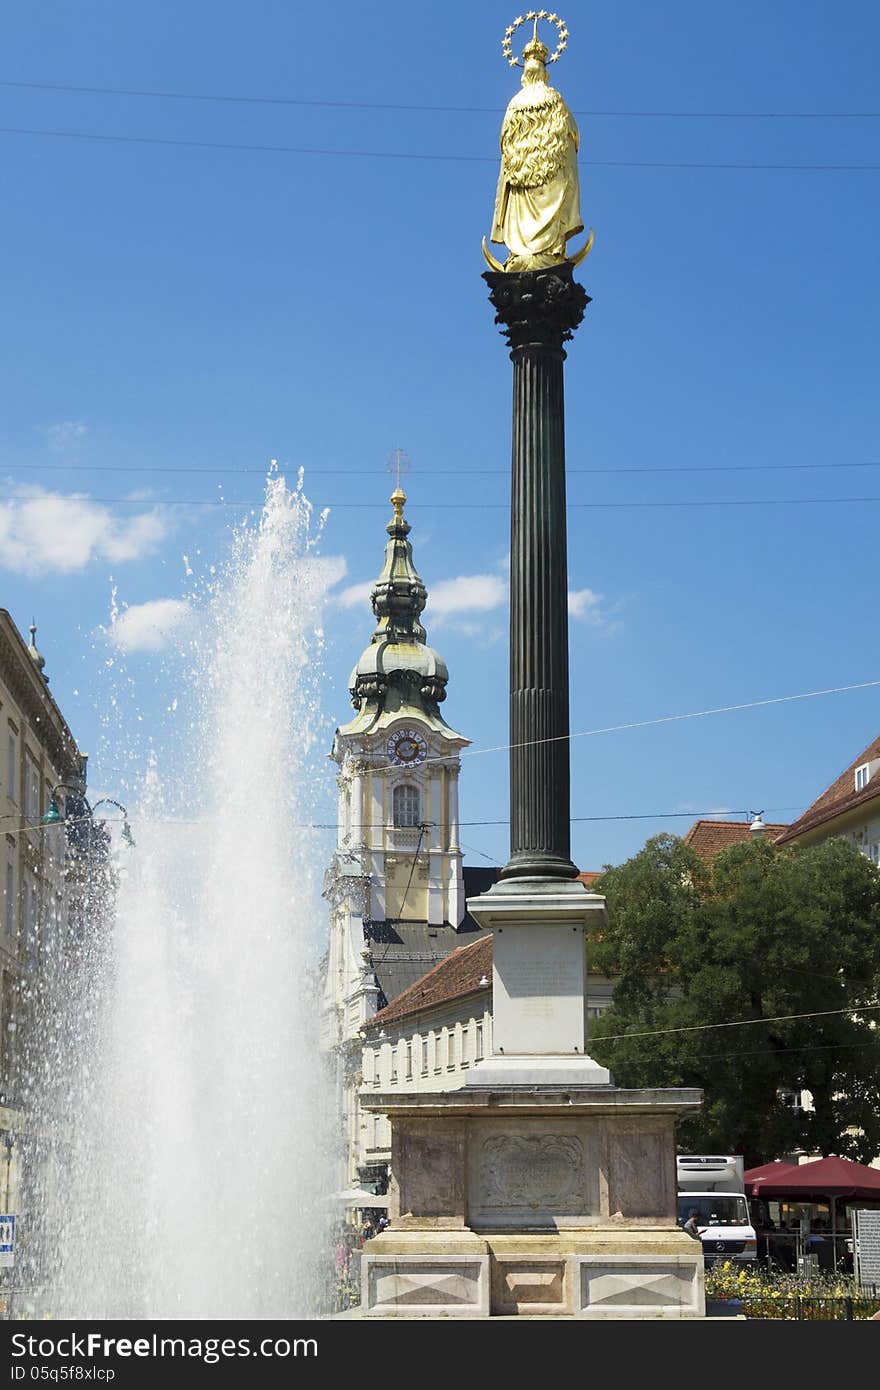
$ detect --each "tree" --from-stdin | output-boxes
[588,834,880,1166]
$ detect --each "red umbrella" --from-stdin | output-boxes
[749,1155,880,1200]
[744,1160,799,1196]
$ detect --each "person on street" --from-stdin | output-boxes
[683,1209,702,1241]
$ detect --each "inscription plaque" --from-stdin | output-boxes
[480,1135,586,1211]
[501,959,580,998]
[854,1210,880,1285]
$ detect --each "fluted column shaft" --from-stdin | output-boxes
[484,263,589,881]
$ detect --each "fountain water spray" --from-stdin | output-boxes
[26,474,338,1318]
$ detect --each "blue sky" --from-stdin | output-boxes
[1,1,878,874]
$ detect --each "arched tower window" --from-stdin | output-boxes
[393,784,421,829]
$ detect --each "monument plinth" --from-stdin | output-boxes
[360,15,705,1317]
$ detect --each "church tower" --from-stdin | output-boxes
[322,484,470,1050]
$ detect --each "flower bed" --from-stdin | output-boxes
[705,1261,880,1319]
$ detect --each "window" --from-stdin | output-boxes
[25,756,40,821]
[7,726,18,803]
[777,1087,803,1111]
[392,784,420,829]
[475,1021,484,1062]
[405,1041,413,1080]
[4,865,14,937]
[23,875,37,943]
[447,1028,457,1071]
[420,1036,428,1076]
[867,842,880,867]
[855,765,870,792]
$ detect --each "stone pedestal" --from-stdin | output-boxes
[464,878,611,1085]
[360,1088,705,1318]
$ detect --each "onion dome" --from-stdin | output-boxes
[345,488,450,723]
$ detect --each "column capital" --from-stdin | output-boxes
[343,757,370,777]
[484,264,590,356]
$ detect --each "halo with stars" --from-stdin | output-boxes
[501,11,569,69]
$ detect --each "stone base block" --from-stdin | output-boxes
[362,1251,490,1318]
[362,1231,704,1318]
[576,1253,704,1319]
[491,1253,570,1317]
[463,1054,611,1088]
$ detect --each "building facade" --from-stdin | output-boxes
[775,731,880,865]
[320,487,488,1200]
[0,611,86,1228]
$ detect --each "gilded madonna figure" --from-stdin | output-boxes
[484,14,593,274]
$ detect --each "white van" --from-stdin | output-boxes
[677,1155,758,1266]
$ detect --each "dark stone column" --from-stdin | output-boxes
[484,263,589,881]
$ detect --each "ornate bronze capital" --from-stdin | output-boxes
[484,264,590,356]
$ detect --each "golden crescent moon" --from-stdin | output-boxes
[481,236,506,272]
[569,228,595,267]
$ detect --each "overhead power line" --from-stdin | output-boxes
[6,460,880,479]
[464,678,880,764]
[334,677,880,780]
[1,125,879,172]
[2,79,877,120]
[11,680,876,836]
[0,805,808,840]
[596,1002,880,1044]
[2,492,880,511]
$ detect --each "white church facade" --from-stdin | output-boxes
[320,486,493,1200]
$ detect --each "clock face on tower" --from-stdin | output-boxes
[387,728,428,767]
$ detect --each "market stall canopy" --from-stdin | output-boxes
[330,1188,390,1208]
[744,1160,799,1195]
[745,1155,880,1200]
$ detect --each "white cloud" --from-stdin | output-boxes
[109,599,191,652]
[427,574,507,617]
[46,420,87,452]
[337,580,374,610]
[334,570,618,637]
[0,487,171,575]
[310,554,348,590]
[568,588,619,631]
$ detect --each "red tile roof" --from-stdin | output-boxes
[684,819,791,861]
[578,871,602,888]
[777,732,880,845]
[364,871,605,1031]
[365,935,493,1031]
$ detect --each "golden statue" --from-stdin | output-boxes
[483,13,594,274]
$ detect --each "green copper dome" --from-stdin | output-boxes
[341,489,460,739]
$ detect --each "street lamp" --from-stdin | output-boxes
[91,800,135,849]
[41,786,135,847]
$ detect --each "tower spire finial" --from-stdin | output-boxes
[387,447,411,525]
[27,617,48,680]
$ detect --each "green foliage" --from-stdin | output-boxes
[588,834,880,1164]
